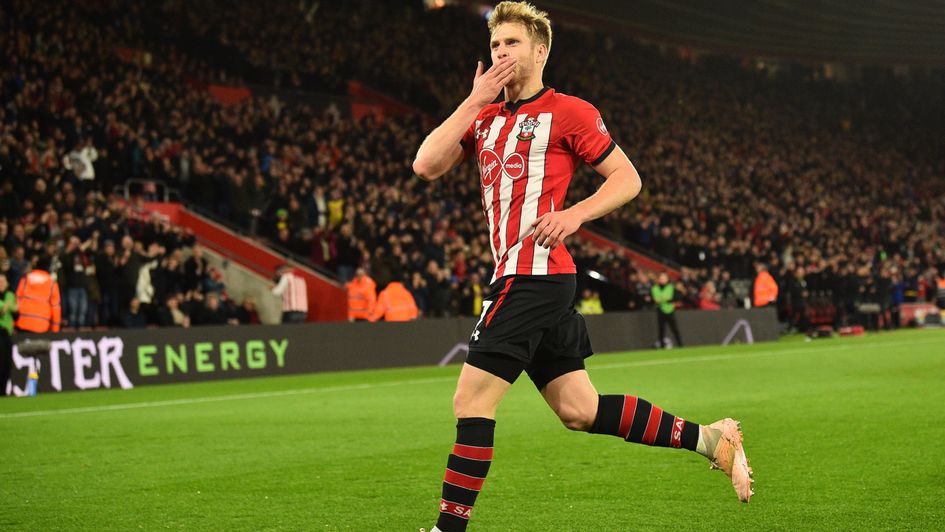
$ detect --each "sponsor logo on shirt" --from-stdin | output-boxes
[479,149,527,187]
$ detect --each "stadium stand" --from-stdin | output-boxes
[1,0,943,332]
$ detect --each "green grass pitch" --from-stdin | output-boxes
[2,329,943,530]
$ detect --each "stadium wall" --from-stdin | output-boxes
[6,309,777,395]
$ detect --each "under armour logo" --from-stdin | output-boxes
[471,330,480,342]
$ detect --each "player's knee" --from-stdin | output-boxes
[452,389,481,419]
[556,403,596,432]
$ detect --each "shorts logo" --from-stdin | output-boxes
[470,300,494,342]
[596,117,608,135]
[516,116,540,141]
[479,149,526,187]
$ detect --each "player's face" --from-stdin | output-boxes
[490,23,544,84]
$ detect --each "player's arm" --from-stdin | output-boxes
[412,57,516,181]
[532,146,642,249]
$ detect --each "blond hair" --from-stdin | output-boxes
[488,1,552,56]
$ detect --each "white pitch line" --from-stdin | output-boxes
[0,377,454,420]
[1,335,940,420]
[591,335,945,371]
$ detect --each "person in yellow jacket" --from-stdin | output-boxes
[753,263,779,308]
[371,278,419,322]
[346,268,377,321]
[1,274,17,396]
[575,289,604,315]
[15,259,61,333]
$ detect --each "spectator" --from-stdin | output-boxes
[272,264,308,323]
[458,272,484,318]
[156,293,190,328]
[192,291,231,326]
[235,296,261,325]
[0,275,16,396]
[576,289,604,315]
[407,270,429,316]
[786,267,810,332]
[95,240,121,326]
[61,139,99,193]
[120,297,148,328]
[116,235,144,312]
[184,247,209,294]
[8,246,30,291]
[61,236,92,329]
[698,281,722,311]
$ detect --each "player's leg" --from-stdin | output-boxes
[656,311,667,348]
[433,357,523,532]
[538,369,753,502]
[431,274,574,530]
[529,308,752,503]
[668,312,683,347]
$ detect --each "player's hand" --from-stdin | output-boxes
[467,57,516,108]
[531,208,583,250]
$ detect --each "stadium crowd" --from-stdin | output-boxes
[1,0,943,333]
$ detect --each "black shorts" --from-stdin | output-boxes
[466,274,593,390]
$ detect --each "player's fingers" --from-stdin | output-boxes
[551,225,565,241]
[534,225,551,246]
[474,61,484,79]
[487,62,514,83]
[531,213,548,228]
[539,222,560,248]
[542,227,562,249]
[489,57,515,75]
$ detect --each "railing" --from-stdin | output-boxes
[118,179,179,203]
[182,203,340,282]
[584,223,684,272]
[115,178,340,282]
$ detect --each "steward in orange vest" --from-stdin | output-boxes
[371,281,419,322]
[15,261,62,333]
[753,263,779,308]
[346,268,377,321]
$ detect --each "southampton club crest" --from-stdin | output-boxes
[516,116,540,141]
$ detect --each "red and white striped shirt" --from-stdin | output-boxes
[272,271,308,313]
[461,88,615,282]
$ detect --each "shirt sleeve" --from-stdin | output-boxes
[459,121,477,163]
[566,100,616,166]
[272,274,288,296]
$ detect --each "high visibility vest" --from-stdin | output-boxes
[753,271,778,307]
[936,277,945,300]
[371,282,419,322]
[15,270,61,333]
[346,276,377,320]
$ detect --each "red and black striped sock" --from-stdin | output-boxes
[435,417,495,532]
[589,394,700,450]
